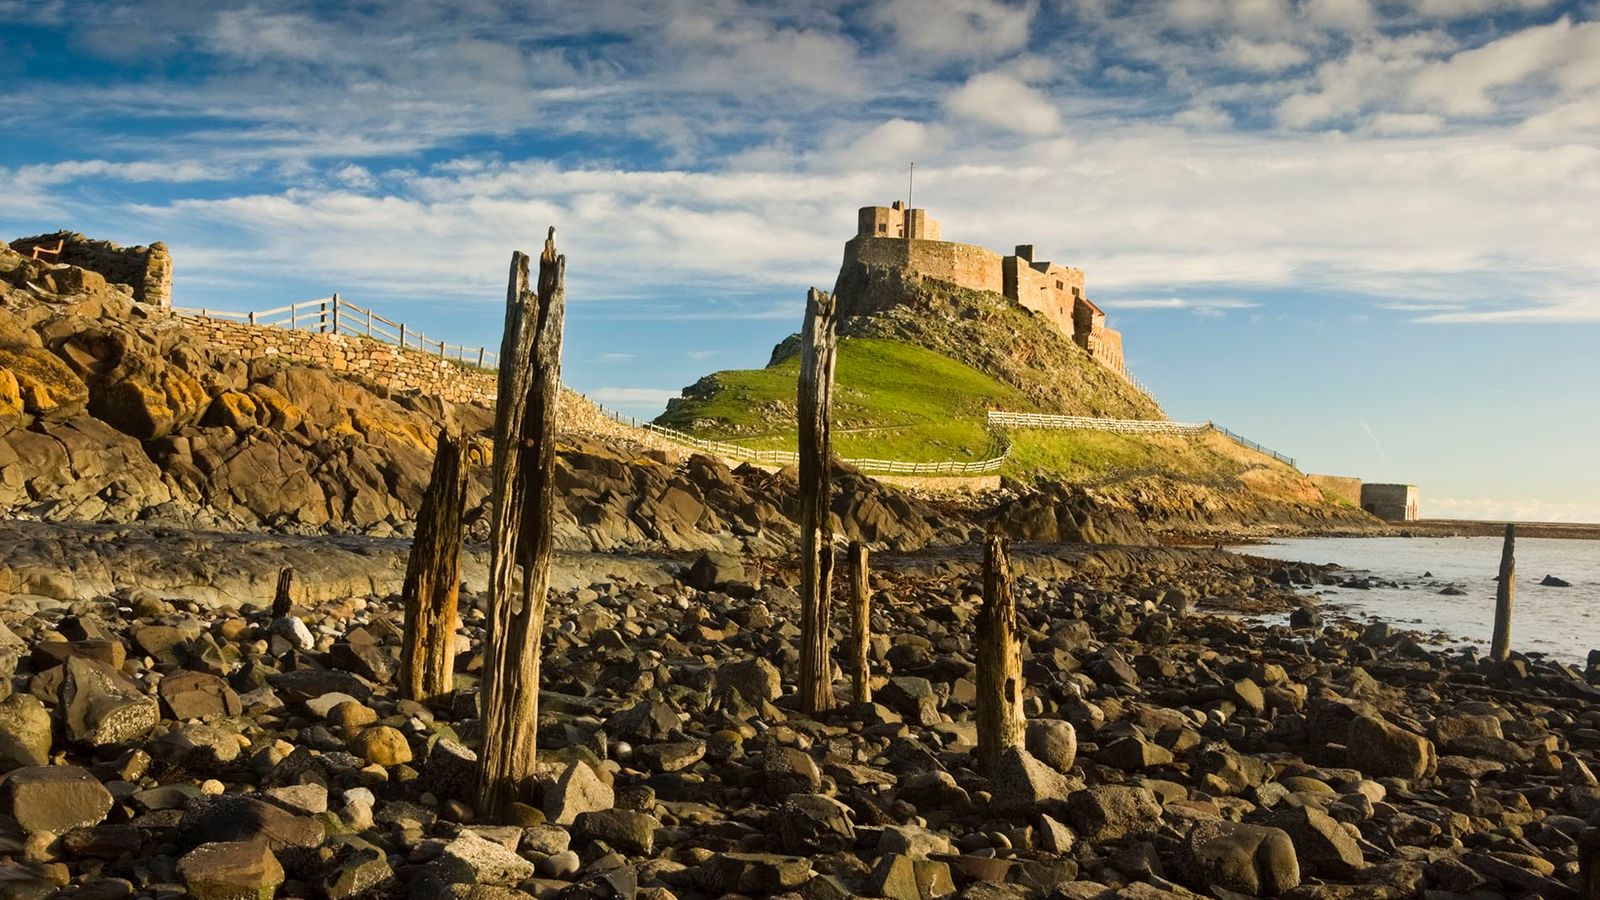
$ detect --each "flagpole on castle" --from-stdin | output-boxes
[908,162,915,210]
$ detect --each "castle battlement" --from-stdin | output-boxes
[844,203,1126,378]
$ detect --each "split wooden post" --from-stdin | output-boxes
[399,428,470,702]
[271,567,294,618]
[1491,523,1516,662]
[847,541,872,704]
[477,229,566,819]
[797,287,838,716]
[977,533,1024,770]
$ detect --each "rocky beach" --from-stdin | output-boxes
[6,533,1600,900]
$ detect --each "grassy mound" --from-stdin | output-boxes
[658,337,1031,462]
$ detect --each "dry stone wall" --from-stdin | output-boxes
[177,314,497,406]
[9,232,173,308]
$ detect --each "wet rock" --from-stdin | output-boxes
[3,765,113,834]
[1540,575,1571,587]
[178,841,285,900]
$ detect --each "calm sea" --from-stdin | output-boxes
[1230,536,1600,664]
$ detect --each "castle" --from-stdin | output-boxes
[843,202,1127,378]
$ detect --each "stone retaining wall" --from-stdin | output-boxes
[177,314,497,406]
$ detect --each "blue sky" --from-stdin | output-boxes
[3,0,1598,521]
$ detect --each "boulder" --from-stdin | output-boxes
[713,657,783,710]
[0,693,52,771]
[775,794,855,854]
[1264,805,1364,878]
[159,670,242,721]
[572,808,657,855]
[1025,719,1079,773]
[432,830,535,886]
[685,551,748,591]
[349,725,411,767]
[60,654,159,746]
[178,794,326,852]
[3,765,113,834]
[1348,715,1436,780]
[1183,820,1301,897]
[178,841,285,900]
[1065,785,1162,842]
[544,759,614,826]
[989,746,1073,816]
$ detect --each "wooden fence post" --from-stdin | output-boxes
[331,293,341,335]
[848,541,871,705]
[400,428,470,702]
[271,566,294,618]
[797,287,838,716]
[1491,523,1516,662]
[477,228,566,818]
[399,323,406,348]
[977,533,1024,770]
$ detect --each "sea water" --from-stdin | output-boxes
[1230,536,1600,664]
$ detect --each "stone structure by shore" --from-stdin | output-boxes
[842,203,1127,377]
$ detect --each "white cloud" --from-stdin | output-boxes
[1226,37,1311,72]
[945,72,1062,135]
[869,0,1036,60]
[1117,297,1260,311]
[1302,0,1374,30]
[1173,104,1234,129]
[1408,17,1600,117]
[1426,496,1600,523]
[589,387,682,406]
[1407,0,1555,21]
[839,119,943,168]
[1365,112,1445,134]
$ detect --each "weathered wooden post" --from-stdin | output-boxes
[271,567,294,618]
[977,533,1024,770]
[400,428,470,702]
[477,228,566,817]
[1491,523,1516,662]
[797,287,838,715]
[331,293,341,334]
[848,541,871,704]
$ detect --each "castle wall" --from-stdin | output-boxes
[10,231,172,308]
[843,236,1003,295]
[175,314,496,406]
[1090,326,1125,375]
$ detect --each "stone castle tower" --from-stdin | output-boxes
[843,203,1127,378]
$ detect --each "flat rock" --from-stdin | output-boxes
[3,765,113,834]
[178,840,285,900]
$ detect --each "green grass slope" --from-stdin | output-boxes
[657,337,1033,462]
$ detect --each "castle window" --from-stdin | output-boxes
[878,224,887,233]
[1056,280,1064,289]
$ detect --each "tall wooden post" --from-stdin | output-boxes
[797,287,838,716]
[848,541,871,705]
[400,428,470,702]
[977,534,1024,771]
[271,567,294,618]
[1491,523,1516,662]
[477,229,565,818]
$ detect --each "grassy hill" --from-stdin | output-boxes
[656,256,1377,533]
[658,337,1031,462]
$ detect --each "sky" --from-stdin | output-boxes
[2,0,1598,522]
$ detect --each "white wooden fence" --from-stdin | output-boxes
[598,406,1012,476]
[172,294,498,368]
[986,410,1296,467]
